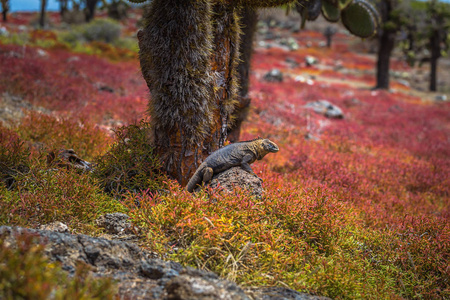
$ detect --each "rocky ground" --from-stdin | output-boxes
[1,226,330,300]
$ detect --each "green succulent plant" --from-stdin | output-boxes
[297,0,380,38]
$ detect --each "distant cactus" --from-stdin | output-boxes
[401,0,450,91]
[323,26,337,48]
[297,0,380,38]
[1,0,8,22]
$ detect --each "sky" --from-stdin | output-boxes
[11,0,61,12]
[8,0,450,12]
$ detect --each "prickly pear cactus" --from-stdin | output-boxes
[321,0,340,22]
[297,0,380,38]
[341,0,380,38]
[296,0,322,26]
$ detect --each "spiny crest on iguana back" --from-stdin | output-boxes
[186,138,279,192]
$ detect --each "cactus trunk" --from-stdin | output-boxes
[138,0,215,185]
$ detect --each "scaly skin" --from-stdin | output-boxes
[186,138,279,192]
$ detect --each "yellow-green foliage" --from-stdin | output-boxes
[1,166,126,228]
[93,120,168,197]
[125,178,448,299]
[0,234,117,299]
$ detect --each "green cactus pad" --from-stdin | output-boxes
[338,0,353,9]
[296,0,322,22]
[321,0,340,22]
[125,0,148,3]
[341,0,378,38]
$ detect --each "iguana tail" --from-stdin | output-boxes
[186,168,203,192]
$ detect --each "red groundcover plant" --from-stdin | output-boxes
[0,10,449,299]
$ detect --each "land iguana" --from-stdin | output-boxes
[186,138,279,192]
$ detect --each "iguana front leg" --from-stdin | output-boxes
[240,154,257,176]
[241,154,263,182]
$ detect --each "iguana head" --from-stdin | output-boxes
[261,139,279,153]
[253,138,279,160]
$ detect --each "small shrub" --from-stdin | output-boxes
[93,120,168,197]
[81,18,121,44]
[0,233,117,299]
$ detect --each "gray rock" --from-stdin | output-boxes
[36,49,48,57]
[280,37,299,51]
[95,213,133,235]
[39,221,70,233]
[0,26,8,36]
[208,166,263,197]
[435,94,448,102]
[264,69,283,82]
[397,79,410,87]
[305,56,318,66]
[0,226,246,299]
[304,100,344,119]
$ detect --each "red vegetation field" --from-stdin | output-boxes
[1,10,449,299]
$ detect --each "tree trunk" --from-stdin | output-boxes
[39,0,47,28]
[375,29,395,89]
[60,0,68,17]
[326,35,332,48]
[1,0,8,22]
[138,0,215,185]
[429,30,441,92]
[429,56,438,92]
[85,0,98,22]
[2,8,7,22]
[228,6,258,142]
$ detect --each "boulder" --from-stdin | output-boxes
[305,56,318,66]
[39,221,70,233]
[208,166,263,197]
[304,100,344,119]
[434,94,448,102]
[96,213,134,235]
[280,37,299,51]
[263,69,283,82]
